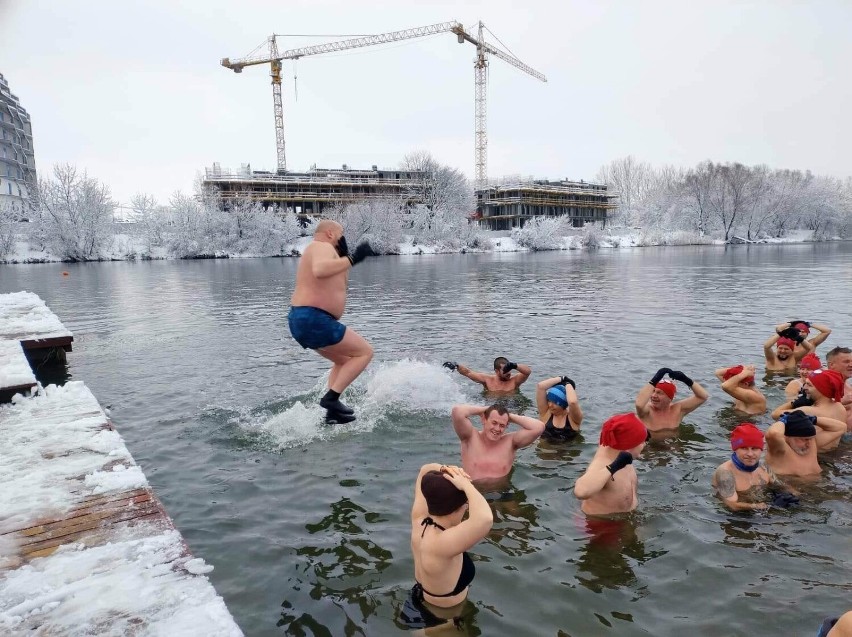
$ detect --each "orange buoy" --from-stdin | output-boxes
[61,271,69,276]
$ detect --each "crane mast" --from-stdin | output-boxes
[221,21,546,183]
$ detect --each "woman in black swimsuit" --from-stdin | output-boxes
[409,464,493,614]
[536,376,583,441]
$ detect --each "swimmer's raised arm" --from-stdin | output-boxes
[634,383,654,417]
[764,333,782,362]
[713,367,729,381]
[794,338,815,361]
[807,323,831,348]
[814,415,845,449]
[765,421,787,456]
[454,364,490,386]
[537,376,570,416]
[669,371,708,415]
[412,463,445,522]
[510,362,532,388]
[508,412,545,449]
[451,404,486,441]
[574,451,632,500]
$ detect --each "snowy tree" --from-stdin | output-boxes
[327,198,405,255]
[512,215,568,250]
[400,150,475,218]
[130,193,167,256]
[0,200,20,259]
[30,164,115,261]
[596,156,655,226]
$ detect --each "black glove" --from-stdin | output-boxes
[791,394,814,409]
[502,361,518,373]
[348,241,377,265]
[335,235,350,258]
[442,361,458,371]
[606,451,633,476]
[778,327,802,342]
[668,370,694,387]
[649,368,672,386]
[770,491,800,508]
[559,376,576,389]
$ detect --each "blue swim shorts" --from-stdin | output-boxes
[288,306,346,350]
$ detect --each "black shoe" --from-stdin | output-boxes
[319,395,354,415]
[325,410,356,425]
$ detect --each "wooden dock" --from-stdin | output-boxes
[0,293,242,635]
[0,340,36,403]
[0,291,74,365]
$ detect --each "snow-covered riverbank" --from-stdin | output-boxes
[0,228,822,264]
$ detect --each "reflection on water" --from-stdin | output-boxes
[3,245,852,635]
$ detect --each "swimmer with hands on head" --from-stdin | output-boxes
[410,463,492,610]
[635,367,709,431]
[715,364,766,415]
[536,376,583,441]
[451,404,545,480]
[574,413,649,515]
[764,410,845,477]
[764,323,814,372]
[443,357,531,393]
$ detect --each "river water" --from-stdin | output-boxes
[2,243,851,636]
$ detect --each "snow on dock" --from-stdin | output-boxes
[0,340,36,403]
[0,382,243,635]
[0,291,73,360]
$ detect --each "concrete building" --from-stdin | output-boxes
[202,163,430,217]
[0,73,37,213]
[475,178,617,230]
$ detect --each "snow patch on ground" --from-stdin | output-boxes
[0,291,73,341]
[0,524,242,636]
[0,340,36,388]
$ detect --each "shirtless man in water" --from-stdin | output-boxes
[451,403,544,480]
[715,364,766,415]
[771,369,847,449]
[443,357,531,393]
[574,413,649,515]
[635,367,709,432]
[712,423,788,512]
[764,323,814,372]
[826,346,852,433]
[764,410,845,477]
[288,220,376,423]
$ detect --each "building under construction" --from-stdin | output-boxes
[202,164,429,216]
[475,178,616,230]
[202,164,616,228]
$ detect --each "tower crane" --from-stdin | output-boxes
[220,21,546,187]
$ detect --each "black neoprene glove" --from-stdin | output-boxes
[791,394,814,409]
[348,241,377,265]
[560,376,576,389]
[442,361,458,371]
[606,451,633,476]
[502,361,518,373]
[770,491,800,508]
[668,370,694,387]
[335,236,350,258]
[778,327,801,342]
[649,368,672,386]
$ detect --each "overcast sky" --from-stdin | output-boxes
[1,0,850,205]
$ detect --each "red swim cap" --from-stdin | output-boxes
[599,413,648,451]
[723,365,754,385]
[655,381,676,400]
[793,322,810,334]
[799,353,822,371]
[731,423,764,451]
[777,337,796,350]
[808,369,845,402]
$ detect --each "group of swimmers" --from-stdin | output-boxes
[286,220,852,634]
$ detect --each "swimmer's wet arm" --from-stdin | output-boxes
[771,401,793,420]
[713,367,729,381]
[679,381,709,415]
[451,404,486,440]
[573,464,614,500]
[565,384,583,425]
[509,413,545,448]
[765,422,788,455]
[813,415,846,447]
[793,338,815,360]
[763,334,781,360]
[514,363,532,384]
[713,468,767,511]
[456,364,489,384]
[634,384,654,416]
[807,324,831,347]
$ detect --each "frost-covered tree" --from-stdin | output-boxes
[327,198,405,254]
[400,150,474,217]
[0,200,20,259]
[130,193,167,256]
[512,215,568,250]
[31,164,115,261]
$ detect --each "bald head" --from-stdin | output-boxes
[315,220,344,244]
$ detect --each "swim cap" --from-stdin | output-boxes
[808,369,845,402]
[599,413,648,451]
[731,423,764,450]
[782,410,816,437]
[777,337,796,350]
[722,365,754,385]
[546,385,569,408]
[655,381,676,400]
[793,322,810,334]
[799,353,822,371]
[421,470,468,516]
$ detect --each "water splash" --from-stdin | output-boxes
[238,359,465,450]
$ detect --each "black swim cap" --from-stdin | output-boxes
[783,410,817,437]
[421,471,468,516]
